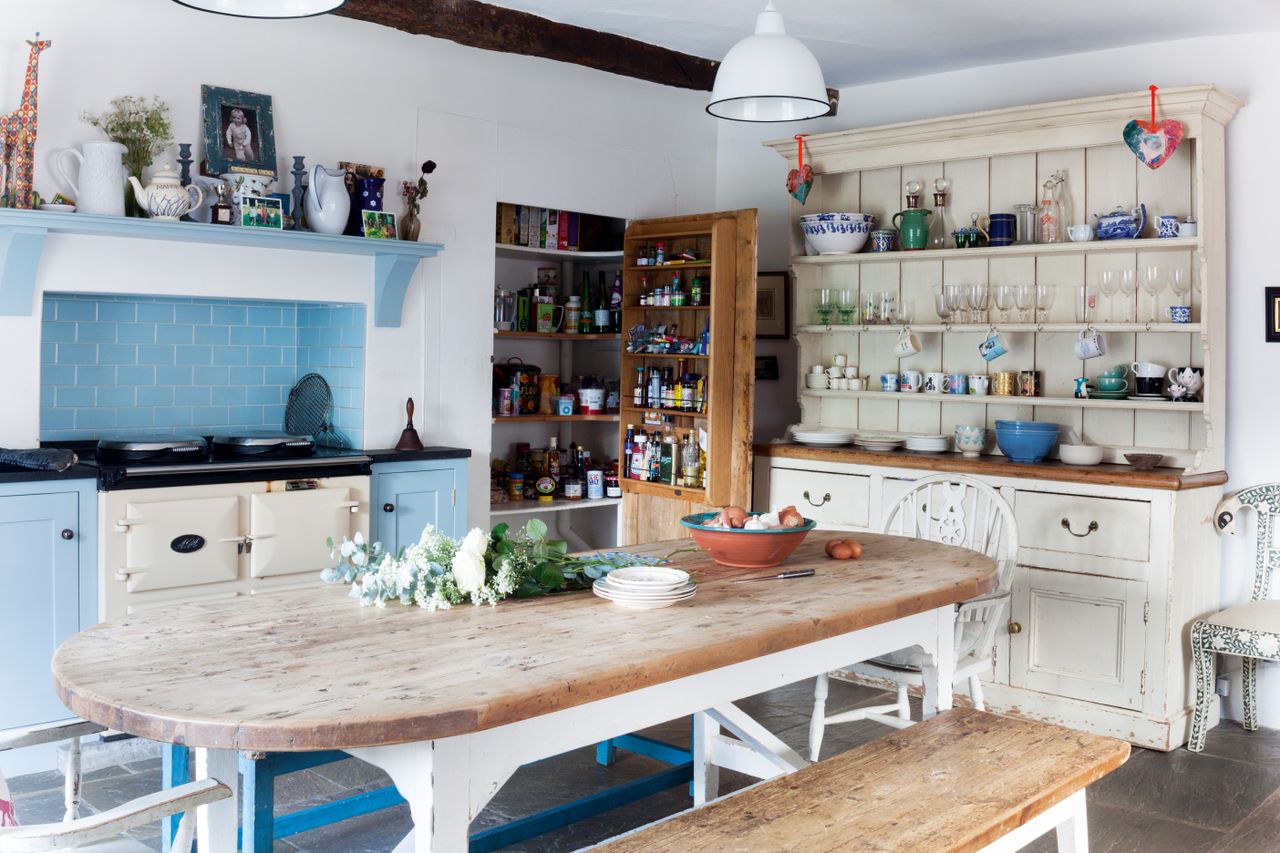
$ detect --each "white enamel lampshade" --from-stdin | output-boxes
[172,0,345,17]
[707,2,831,122]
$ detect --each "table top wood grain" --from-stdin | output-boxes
[52,535,996,752]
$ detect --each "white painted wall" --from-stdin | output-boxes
[0,0,717,530]
[716,30,1280,725]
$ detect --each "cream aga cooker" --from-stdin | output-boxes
[83,433,371,619]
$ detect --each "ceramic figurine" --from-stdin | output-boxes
[0,34,52,209]
[304,165,350,235]
[1073,377,1091,399]
[220,172,275,216]
[1093,204,1147,240]
[1168,382,1187,401]
[128,163,205,220]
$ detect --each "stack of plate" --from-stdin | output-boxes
[593,566,696,610]
[852,432,904,452]
[904,434,950,453]
[790,426,856,446]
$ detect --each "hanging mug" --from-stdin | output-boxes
[1074,329,1106,359]
[978,331,1007,362]
[893,329,922,358]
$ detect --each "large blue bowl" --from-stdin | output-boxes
[995,428,1058,463]
[995,419,1059,432]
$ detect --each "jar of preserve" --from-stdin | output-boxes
[507,472,524,501]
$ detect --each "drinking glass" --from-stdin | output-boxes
[1118,269,1137,322]
[1097,269,1118,323]
[1015,283,1037,323]
[878,290,897,325]
[1171,268,1191,303]
[837,288,857,325]
[944,283,967,324]
[967,283,990,325]
[934,292,953,323]
[815,288,835,325]
[1035,284,1056,324]
[899,299,915,325]
[994,284,1015,323]
[1074,285,1095,324]
[1140,266,1165,323]
[863,291,878,325]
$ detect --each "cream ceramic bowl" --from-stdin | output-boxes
[1058,444,1104,465]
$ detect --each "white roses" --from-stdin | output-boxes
[451,528,489,594]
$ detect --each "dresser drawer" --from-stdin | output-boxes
[769,466,870,528]
[1014,490,1153,576]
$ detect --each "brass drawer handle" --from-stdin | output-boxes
[1008,621,1022,634]
[1061,518,1099,538]
[802,490,832,508]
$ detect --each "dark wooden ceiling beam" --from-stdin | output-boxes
[336,0,838,114]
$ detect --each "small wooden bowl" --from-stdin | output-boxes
[680,512,816,569]
[1124,453,1164,471]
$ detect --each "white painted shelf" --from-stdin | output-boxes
[791,236,1201,266]
[800,389,1203,412]
[490,496,622,516]
[796,322,1202,334]
[495,243,623,262]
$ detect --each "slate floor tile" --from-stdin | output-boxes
[1022,802,1223,853]
[1214,788,1280,852]
[1199,720,1280,767]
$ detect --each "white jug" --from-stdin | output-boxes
[304,166,350,235]
[55,141,128,216]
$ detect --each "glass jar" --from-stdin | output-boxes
[494,289,516,331]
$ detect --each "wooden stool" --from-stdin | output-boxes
[590,708,1129,852]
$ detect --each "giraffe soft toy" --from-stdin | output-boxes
[0,34,51,209]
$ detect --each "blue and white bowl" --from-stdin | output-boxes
[800,212,875,255]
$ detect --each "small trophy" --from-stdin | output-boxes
[210,184,235,226]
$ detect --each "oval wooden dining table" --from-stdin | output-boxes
[52,534,996,853]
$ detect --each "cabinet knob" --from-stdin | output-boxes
[383,502,396,513]
[1008,621,1022,634]
[802,490,832,508]
[60,528,75,540]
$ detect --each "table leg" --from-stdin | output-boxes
[921,605,957,719]
[194,748,239,853]
[691,711,720,806]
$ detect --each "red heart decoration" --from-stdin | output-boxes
[787,163,813,204]
[1123,119,1184,170]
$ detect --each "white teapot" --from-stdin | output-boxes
[128,164,204,221]
[1167,367,1203,394]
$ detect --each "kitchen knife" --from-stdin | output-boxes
[731,569,816,583]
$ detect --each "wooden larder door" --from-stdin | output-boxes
[618,209,758,545]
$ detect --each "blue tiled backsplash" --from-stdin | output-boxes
[40,294,365,448]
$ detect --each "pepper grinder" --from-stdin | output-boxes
[395,398,425,451]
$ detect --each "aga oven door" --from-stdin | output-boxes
[114,494,242,593]
[248,485,360,580]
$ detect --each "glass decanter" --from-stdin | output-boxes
[1037,174,1065,244]
[927,177,952,249]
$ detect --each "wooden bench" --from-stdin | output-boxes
[590,708,1129,853]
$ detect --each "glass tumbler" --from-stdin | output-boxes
[837,288,857,325]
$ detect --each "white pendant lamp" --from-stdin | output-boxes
[707,2,830,122]
[171,0,345,18]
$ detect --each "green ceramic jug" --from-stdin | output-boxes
[892,208,932,251]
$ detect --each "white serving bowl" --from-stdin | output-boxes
[1058,444,1105,465]
[800,213,873,255]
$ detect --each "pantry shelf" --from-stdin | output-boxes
[489,496,622,516]
[495,243,622,262]
[492,414,620,424]
[494,331,620,340]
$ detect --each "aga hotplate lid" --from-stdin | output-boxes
[97,435,208,452]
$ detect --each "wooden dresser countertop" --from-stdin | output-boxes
[756,443,1228,491]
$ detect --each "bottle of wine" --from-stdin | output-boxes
[579,272,592,333]
[594,271,611,333]
[610,270,623,332]
[547,436,561,494]
[622,425,635,479]
[563,447,584,500]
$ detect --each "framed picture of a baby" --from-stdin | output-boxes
[201,84,277,176]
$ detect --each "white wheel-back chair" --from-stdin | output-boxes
[809,474,1019,761]
[0,720,229,852]
[1188,483,1280,752]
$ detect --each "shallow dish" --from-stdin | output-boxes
[1124,453,1164,471]
[604,566,690,591]
[1058,444,1105,465]
[39,203,75,213]
[680,512,816,569]
[594,578,696,599]
[592,584,697,609]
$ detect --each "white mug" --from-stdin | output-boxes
[848,377,866,391]
[843,366,859,379]
[1074,330,1106,360]
[969,375,990,396]
[832,353,848,368]
[893,329,922,358]
[924,371,948,394]
[810,364,825,375]
[1131,361,1167,378]
[825,365,843,378]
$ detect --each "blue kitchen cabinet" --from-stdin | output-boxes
[371,458,468,551]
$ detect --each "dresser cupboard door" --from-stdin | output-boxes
[768,467,870,529]
[374,468,458,554]
[118,495,240,592]
[0,492,79,729]
[1009,566,1147,709]
[248,487,357,579]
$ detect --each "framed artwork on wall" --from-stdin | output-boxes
[1267,287,1280,342]
[756,271,791,339]
[201,84,277,176]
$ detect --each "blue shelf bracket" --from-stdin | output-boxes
[0,225,47,316]
[373,252,421,328]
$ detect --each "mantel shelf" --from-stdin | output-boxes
[0,208,444,326]
[801,389,1203,412]
[791,237,1201,266]
[797,322,1203,334]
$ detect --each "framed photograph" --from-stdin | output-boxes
[201,84,277,176]
[754,355,780,381]
[362,209,397,240]
[1268,287,1280,342]
[240,195,283,230]
[756,271,791,339]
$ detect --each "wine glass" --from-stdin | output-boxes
[967,283,990,325]
[837,288,857,325]
[934,292,953,323]
[815,288,835,325]
[944,283,966,324]
[994,284,1015,323]
[1171,268,1191,309]
[1074,285,1095,324]
[1015,283,1037,323]
[1140,266,1165,324]
[1097,269,1118,323]
[1118,269,1137,322]
[899,299,915,325]
[1035,284,1056,324]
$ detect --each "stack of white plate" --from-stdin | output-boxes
[593,566,696,609]
[852,432,904,452]
[790,426,856,446]
[904,434,950,453]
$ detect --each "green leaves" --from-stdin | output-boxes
[525,519,548,541]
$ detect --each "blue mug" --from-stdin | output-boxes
[1158,215,1180,238]
[880,372,900,392]
[871,229,896,253]
[947,373,969,394]
[1166,304,1192,323]
[982,213,1017,247]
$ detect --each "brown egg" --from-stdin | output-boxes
[830,543,855,560]
[724,506,749,529]
[824,539,840,557]
[844,540,864,559]
[779,508,805,528]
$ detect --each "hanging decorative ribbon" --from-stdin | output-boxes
[786,134,813,203]
[1124,85,1184,170]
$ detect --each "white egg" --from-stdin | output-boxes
[757,512,782,529]
[743,516,767,530]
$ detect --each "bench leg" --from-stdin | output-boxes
[809,673,829,762]
[692,711,720,806]
[1053,790,1089,853]
[921,605,956,719]
[975,789,1088,853]
[968,675,985,711]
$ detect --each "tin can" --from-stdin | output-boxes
[557,395,575,416]
[497,387,515,416]
[1018,370,1042,397]
[586,469,604,500]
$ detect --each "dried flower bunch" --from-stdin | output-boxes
[400,159,437,215]
[82,95,174,180]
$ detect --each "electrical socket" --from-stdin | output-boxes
[1216,676,1230,697]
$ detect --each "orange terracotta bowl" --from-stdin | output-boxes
[680,512,817,569]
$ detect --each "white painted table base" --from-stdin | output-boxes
[278,604,959,853]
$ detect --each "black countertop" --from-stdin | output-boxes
[366,447,472,463]
[0,462,97,485]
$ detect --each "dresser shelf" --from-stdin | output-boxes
[0,208,443,326]
[800,389,1202,412]
[796,322,1203,334]
[792,236,1201,266]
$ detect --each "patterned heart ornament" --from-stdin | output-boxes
[786,134,813,204]
[1124,119,1183,169]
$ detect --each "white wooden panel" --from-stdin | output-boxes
[814,170,861,215]
[898,396,942,436]
[985,401,1034,432]
[899,258,940,331]
[1036,149,1086,236]
[121,495,240,593]
[769,467,870,528]
[1016,491,1152,564]
[943,158,990,243]
[1082,407,1135,449]
[859,397,898,433]
[249,487,355,579]
[859,166,902,233]
[1137,138,1192,238]
[940,330,987,378]
[1083,144,1136,226]
[1037,332,1081,399]
[819,396,858,427]
[989,153,1038,224]
[1035,255,1083,324]
[1134,411,1190,450]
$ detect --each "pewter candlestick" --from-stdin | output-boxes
[290,155,306,231]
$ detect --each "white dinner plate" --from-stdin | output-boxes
[605,566,690,591]
[594,578,696,599]
[593,584,697,609]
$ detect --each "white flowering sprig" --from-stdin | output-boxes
[322,519,664,611]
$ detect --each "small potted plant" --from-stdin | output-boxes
[399,159,436,241]
[82,96,173,218]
